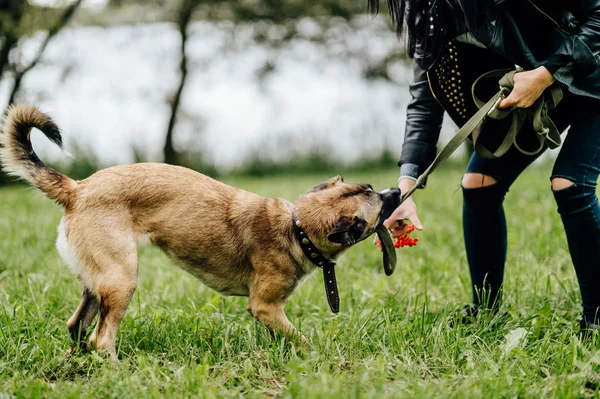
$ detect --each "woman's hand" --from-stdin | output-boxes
[498,66,555,109]
[374,178,423,251]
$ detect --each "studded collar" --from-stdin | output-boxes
[292,212,340,313]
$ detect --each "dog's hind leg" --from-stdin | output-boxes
[67,288,100,346]
[63,222,140,360]
[59,212,140,359]
[58,220,102,348]
[88,260,138,360]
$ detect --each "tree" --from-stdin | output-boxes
[6,0,83,107]
[163,0,197,165]
[0,1,83,110]
[0,1,26,84]
[161,0,401,165]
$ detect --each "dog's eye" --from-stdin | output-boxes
[361,184,374,192]
[343,185,374,198]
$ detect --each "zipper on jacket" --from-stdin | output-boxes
[526,0,570,35]
[523,2,600,60]
[529,0,600,59]
[425,70,444,108]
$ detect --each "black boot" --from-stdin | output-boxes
[580,318,600,340]
[448,304,480,327]
[449,303,508,328]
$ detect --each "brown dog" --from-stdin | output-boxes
[0,105,401,359]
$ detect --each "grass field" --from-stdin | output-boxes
[1,164,599,398]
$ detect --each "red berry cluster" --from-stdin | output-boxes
[394,224,419,248]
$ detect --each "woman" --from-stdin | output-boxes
[374,0,600,334]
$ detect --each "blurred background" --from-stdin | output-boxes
[0,0,459,183]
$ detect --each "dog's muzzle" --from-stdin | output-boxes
[374,187,401,277]
[378,187,401,225]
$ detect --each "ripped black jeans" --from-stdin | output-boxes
[462,93,600,323]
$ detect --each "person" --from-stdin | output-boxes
[372,0,600,334]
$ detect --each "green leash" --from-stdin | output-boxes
[471,68,563,159]
[401,68,563,203]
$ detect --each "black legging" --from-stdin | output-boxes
[462,92,600,323]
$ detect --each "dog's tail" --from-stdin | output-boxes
[0,104,77,208]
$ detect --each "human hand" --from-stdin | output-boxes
[498,66,555,109]
[374,179,423,251]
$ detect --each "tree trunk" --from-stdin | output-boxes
[163,0,196,165]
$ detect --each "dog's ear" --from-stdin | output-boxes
[308,175,344,193]
[327,216,367,245]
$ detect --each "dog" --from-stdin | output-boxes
[0,105,401,359]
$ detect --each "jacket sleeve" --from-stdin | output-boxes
[541,1,600,83]
[398,54,445,184]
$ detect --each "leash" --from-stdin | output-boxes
[471,68,563,159]
[400,68,563,203]
[291,68,563,313]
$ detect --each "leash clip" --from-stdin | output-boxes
[487,92,507,117]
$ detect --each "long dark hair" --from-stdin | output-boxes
[368,0,493,58]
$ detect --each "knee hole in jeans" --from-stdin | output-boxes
[551,177,575,192]
[462,173,498,189]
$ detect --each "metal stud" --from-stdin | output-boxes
[295,220,301,227]
[311,253,317,259]
[302,238,309,245]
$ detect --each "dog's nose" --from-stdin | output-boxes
[379,187,401,202]
[378,187,402,223]
[379,187,400,194]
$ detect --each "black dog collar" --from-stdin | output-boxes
[292,212,339,313]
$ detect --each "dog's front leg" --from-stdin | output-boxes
[246,300,307,344]
[246,272,307,343]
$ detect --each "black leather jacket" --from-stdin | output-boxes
[399,0,600,179]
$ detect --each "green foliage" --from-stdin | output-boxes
[1,167,599,398]
[0,2,64,38]
[233,149,400,178]
[0,2,24,35]
[48,156,100,182]
[176,150,221,179]
[0,149,399,186]
[95,0,382,25]
[19,4,67,34]
[231,0,367,22]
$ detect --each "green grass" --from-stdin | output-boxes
[1,165,599,398]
